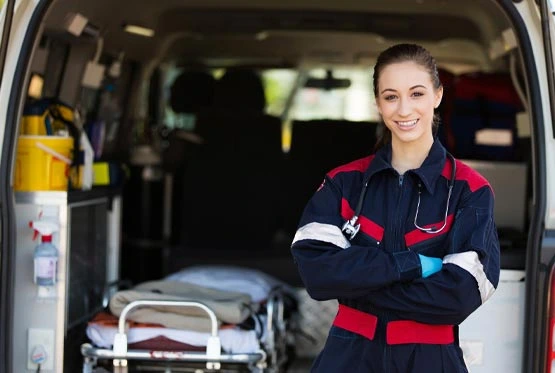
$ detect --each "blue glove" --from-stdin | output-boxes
[418,254,443,278]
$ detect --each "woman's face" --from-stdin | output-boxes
[376,61,443,148]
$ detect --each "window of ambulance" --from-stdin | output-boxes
[162,67,377,123]
[265,68,378,121]
[262,68,380,151]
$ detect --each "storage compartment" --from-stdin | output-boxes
[459,270,526,372]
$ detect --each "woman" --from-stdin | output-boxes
[291,43,500,372]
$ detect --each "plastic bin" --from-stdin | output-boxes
[14,136,74,191]
[20,98,74,136]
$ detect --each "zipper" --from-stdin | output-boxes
[386,174,408,369]
[393,174,406,252]
[381,173,406,370]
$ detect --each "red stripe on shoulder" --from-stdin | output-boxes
[327,155,374,179]
[441,159,490,193]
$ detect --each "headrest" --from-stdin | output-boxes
[170,71,216,113]
[215,69,266,112]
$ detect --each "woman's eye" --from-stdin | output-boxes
[384,95,397,101]
[412,91,424,97]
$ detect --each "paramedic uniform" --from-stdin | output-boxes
[291,139,500,373]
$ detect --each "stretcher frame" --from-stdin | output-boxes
[81,290,289,373]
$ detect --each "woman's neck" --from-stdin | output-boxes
[390,136,434,175]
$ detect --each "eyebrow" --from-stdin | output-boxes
[380,84,428,95]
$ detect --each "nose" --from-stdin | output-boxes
[397,97,412,117]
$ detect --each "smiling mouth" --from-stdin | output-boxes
[396,119,418,128]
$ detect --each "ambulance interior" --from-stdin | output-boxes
[10,0,532,371]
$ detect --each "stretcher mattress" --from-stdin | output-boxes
[86,311,262,353]
[82,265,296,373]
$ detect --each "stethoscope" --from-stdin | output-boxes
[341,153,456,241]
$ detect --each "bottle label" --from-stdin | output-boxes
[34,257,57,286]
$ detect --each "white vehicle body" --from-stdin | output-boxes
[0,0,555,372]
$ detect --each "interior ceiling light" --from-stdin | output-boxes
[123,24,155,37]
[255,31,268,40]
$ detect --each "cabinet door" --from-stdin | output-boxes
[67,200,108,330]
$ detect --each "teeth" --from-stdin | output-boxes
[398,119,417,127]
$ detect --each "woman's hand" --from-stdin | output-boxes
[418,254,443,278]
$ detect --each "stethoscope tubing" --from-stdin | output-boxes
[342,152,456,240]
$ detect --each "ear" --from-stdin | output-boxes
[434,86,444,109]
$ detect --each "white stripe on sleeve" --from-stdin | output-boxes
[292,222,351,249]
[443,251,496,303]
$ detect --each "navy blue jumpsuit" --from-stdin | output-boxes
[291,139,500,372]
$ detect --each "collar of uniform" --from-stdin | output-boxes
[410,138,447,195]
[364,138,447,195]
[364,143,395,181]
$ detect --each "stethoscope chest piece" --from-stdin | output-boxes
[342,216,360,240]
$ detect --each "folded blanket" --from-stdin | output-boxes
[87,312,260,353]
[109,280,254,332]
[166,265,295,302]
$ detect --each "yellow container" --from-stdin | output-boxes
[93,162,110,185]
[20,113,48,136]
[20,100,74,136]
[14,136,74,191]
[70,162,112,188]
[49,103,74,133]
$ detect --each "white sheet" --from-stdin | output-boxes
[86,323,261,354]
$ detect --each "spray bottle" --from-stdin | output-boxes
[30,220,59,297]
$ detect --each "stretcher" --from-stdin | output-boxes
[81,268,293,373]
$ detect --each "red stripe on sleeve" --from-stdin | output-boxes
[333,304,377,340]
[341,198,384,242]
[386,320,454,345]
[404,214,455,247]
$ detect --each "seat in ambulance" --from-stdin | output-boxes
[177,69,284,255]
[283,119,378,234]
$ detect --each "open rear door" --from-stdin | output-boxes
[0,1,19,372]
[0,0,47,372]
[526,0,555,372]
[539,0,555,138]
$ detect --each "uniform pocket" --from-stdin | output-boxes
[470,208,492,249]
[351,231,381,247]
[406,235,447,257]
